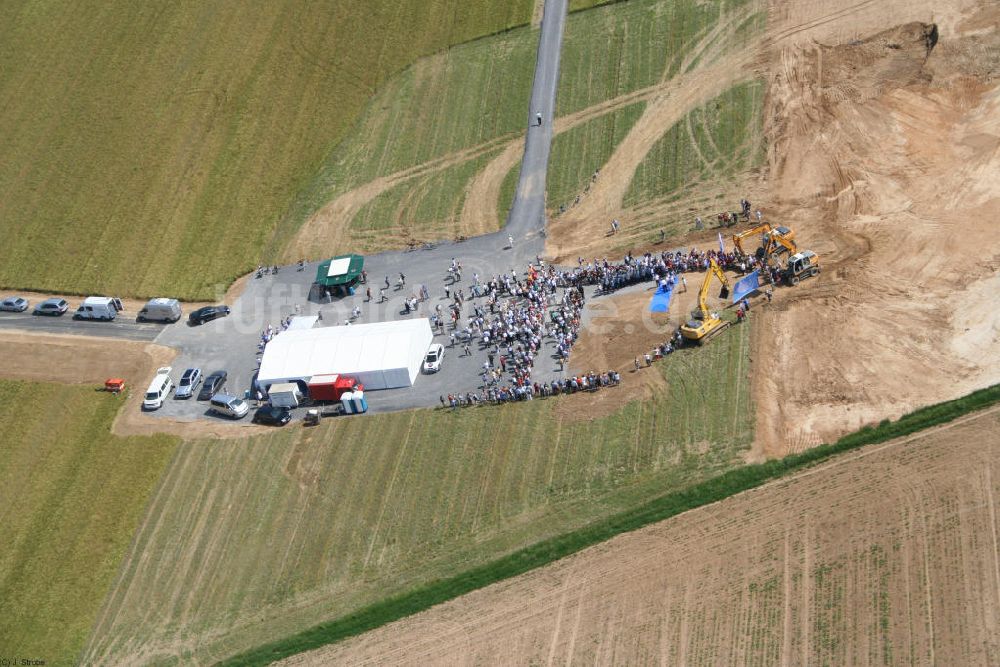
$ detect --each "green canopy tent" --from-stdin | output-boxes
[314,254,364,298]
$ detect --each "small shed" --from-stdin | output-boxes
[315,254,364,288]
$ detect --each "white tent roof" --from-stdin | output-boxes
[257,319,433,391]
[326,257,352,277]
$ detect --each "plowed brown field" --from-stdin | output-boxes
[282,405,1000,667]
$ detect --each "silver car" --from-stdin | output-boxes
[33,298,69,316]
[174,368,202,399]
[0,296,29,312]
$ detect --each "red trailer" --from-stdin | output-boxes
[307,374,362,401]
[104,378,126,394]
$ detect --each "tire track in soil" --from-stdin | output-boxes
[287,6,762,261]
[546,15,762,262]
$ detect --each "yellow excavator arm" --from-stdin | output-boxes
[766,230,797,256]
[733,223,773,256]
[693,258,731,320]
[682,258,732,344]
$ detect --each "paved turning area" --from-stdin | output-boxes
[148,0,571,423]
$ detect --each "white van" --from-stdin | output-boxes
[137,298,182,323]
[210,393,249,419]
[74,296,123,321]
[143,367,173,410]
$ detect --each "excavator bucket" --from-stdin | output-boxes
[719,285,730,299]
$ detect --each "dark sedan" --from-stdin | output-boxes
[188,305,231,325]
[252,405,292,426]
[197,370,228,401]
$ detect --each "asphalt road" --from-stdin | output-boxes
[0,309,163,341]
[3,0,572,422]
[506,0,567,242]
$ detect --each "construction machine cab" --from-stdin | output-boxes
[783,250,820,285]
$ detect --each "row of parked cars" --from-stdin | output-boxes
[0,295,231,326]
[143,366,290,425]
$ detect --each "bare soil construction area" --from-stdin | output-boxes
[754,0,1000,454]
[282,405,1000,667]
[546,0,1000,457]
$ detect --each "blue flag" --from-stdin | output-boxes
[731,270,760,304]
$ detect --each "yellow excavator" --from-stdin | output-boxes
[680,258,732,345]
[733,224,797,262]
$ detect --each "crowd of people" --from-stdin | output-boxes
[441,370,621,408]
[430,260,599,406]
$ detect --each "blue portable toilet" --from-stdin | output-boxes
[340,391,355,415]
[351,391,368,414]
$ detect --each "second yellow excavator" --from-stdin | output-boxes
[733,224,797,262]
[680,258,732,345]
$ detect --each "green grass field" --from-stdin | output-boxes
[556,0,752,116]
[0,381,177,666]
[348,149,502,249]
[0,0,531,300]
[318,0,759,247]
[546,102,646,212]
[82,323,753,664]
[615,79,765,245]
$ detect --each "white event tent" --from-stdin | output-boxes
[257,318,433,391]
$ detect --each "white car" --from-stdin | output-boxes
[143,367,174,411]
[423,343,445,373]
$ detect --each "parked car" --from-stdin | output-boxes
[174,368,203,399]
[0,296,29,312]
[252,405,292,426]
[33,298,69,316]
[423,343,445,373]
[198,370,228,401]
[209,393,249,419]
[188,305,230,325]
[143,367,173,410]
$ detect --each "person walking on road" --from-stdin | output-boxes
[535,112,542,126]
[379,288,386,303]
[507,234,514,249]
[366,287,372,302]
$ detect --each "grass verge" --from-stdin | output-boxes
[220,381,1000,665]
[0,381,177,665]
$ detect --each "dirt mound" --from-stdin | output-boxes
[753,5,1000,454]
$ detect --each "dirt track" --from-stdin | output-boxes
[281,405,1000,666]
